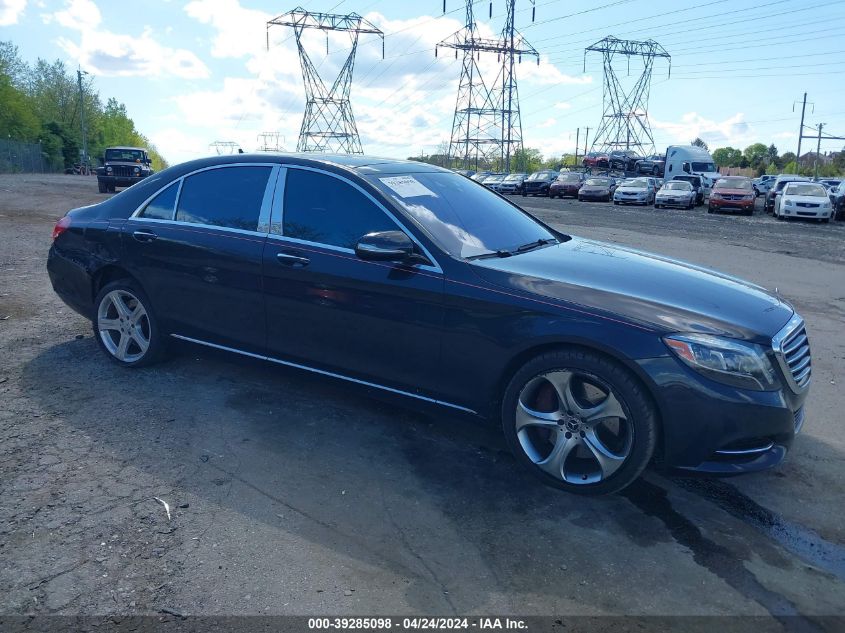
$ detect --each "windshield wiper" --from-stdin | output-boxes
[465,238,558,261]
[515,237,558,253]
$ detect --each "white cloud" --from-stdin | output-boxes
[54,0,98,30]
[652,112,752,148]
[184,0,270,59]
[553,101,571,110]
[49,0,209,79]
[0,0,26,25]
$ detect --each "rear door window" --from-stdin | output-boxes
[282,169,395,249]
[176,166,272,231]
[139,182,179,220]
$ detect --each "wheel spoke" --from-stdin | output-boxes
[99,318,121,332]
[129,304,146,325]
[536,432,579,478]
[583,428,627,479]
[545,371,588,417]
[115,333,131,360]
[110,292,131,319]
[130,327,149,353]
[515,400,560,432]
[582,392,627,425]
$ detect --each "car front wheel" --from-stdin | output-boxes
[93,280,165,367]
[502,349,657,495]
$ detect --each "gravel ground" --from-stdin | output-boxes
[1,175,844,625]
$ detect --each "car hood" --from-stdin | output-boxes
[468,237,793,342]
[784,195,828,203]
[657,189,692,195]
[616,186,649,193]
[714,188,753,195]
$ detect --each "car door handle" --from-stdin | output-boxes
[276,252,310,267]
[132,230,158,242]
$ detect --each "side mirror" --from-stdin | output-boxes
[682,162,690,173]
[355,230,417,263]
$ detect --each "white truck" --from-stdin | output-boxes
[663,145,721,196]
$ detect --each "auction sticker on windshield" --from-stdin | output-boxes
[379,175,437,198]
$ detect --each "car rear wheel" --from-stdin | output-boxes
[93,281,165,367]
[502,349,657,495]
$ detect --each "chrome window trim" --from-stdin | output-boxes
[276,164,443,274]
[170,333,476,415]
[126,217,269,239]
[130,162,280,231]
[772,313,811,393]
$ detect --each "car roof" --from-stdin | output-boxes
[107,146,147,151]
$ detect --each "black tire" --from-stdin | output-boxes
[501,348,658,495]
[744,208,753,216]
[655,204,661,209]
[92,279,166,368]
[653,166,660,176]
[97,180,108,194]
[108,184,116,193]
[613,201,619,206]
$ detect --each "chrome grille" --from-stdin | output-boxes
[773,315,811,392]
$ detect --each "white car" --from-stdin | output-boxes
[654,180,695,209]
[613,177,656,206]
[752,174,777,197]
[774,182,834,222]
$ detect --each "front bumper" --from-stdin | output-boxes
[614,194,648,204]
[636,356,808,475]
[99,174,148,188]
[656,196,693,208]
[781,206,832,219]
[579,191,610,200]
[710,198,755,211]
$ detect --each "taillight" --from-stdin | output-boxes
[52,215,71,240]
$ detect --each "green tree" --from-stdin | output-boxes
[0,72,40,140]
[712,146,742,167]
[766,144,778,165]
[512,147,543,173]
[691,137,709,151]
[780,152,797,170]
[743,143,768,168]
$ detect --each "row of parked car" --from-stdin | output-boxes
[580,150,665,175]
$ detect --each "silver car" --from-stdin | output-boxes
[613,177,656,206]
[655,181,695,209]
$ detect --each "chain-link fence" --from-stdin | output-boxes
[0,139,47,174]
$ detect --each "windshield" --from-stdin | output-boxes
[623,179,649,188]
[715,178,752,190]
[585,178,611,186]
[503,174,525,181]
[527,171,556,181]
[484,175,504,183]
[690,161,716,172]
[370,172,556,259]
[105,149,145,162]
[663,182,690,191]
[556,173,581,182]
[785,184,827,197]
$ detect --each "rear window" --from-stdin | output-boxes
[176,166,271,231]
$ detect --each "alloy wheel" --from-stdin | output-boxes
[515,370,633,485]
[97,289,151,363]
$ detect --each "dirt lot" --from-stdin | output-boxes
[1,175,844,625]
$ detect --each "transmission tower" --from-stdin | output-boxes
[209,141,242,155]
[437,1,538,172]
[584,37,670,155]
[267,7,383,154]
[257,132,286,152]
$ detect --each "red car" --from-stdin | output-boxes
[549,172,585,198]
[582,152,608,169]
[708,176,756,216]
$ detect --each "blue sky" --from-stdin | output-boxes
[2,0,844,165]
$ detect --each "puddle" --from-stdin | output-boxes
[675,478,845,583]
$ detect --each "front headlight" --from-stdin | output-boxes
[822,202,831,208]
[105,166,112,173]
[783,199,793,206]
[664,333,778,391]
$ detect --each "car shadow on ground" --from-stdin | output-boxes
[17,337,845,619]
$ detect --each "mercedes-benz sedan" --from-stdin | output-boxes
[48,154,811,495]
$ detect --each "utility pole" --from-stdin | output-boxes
[76,68,89,171]
[583,127,590,158]
[814,123,824,180]
[793,92,812,173]
[574,128,580,167]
